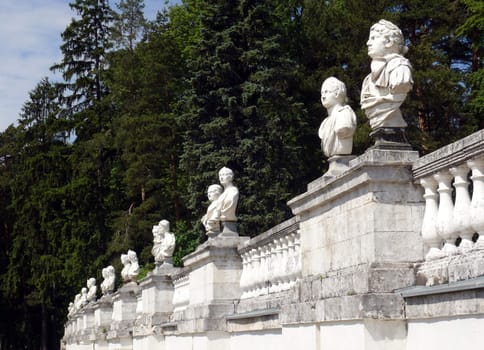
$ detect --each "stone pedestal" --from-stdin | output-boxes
[139,273,176,314]
[174,236,249,334]
[183,236,249,305]
[289,149,424,277]
[108,282,140,345]
[323,155,356,179]
[370,127,412,150]
[94,296,113,328]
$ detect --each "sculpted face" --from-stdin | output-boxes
[367,30,390,58]
[321,83,340,109]
[219,168,233,186]
[207,185,222,201]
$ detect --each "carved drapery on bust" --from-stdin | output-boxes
[217,167,239,222]
[201,184,223,236]
[86,277,97,302]
[151,219,176,264]
[360,20,413,131]
[318,77,357,158]
[201,167,240,237]
[101,265,115,295]
[120,253,130,282]
[127,249,139,282]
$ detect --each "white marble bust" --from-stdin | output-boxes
[360,19,413,130]
[101,265,115,295]
[120,253,131,282]
[217,167,239,222]
[127,250,139,281]
[73,293,82,312]
[79,287,88,307]
[318,77,357,157]
[86,277,97,302]
[201,184,223,235]
[151,220,176,264]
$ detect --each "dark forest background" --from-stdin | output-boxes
[0,0,482,348]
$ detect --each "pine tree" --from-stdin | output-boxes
[179,0,318,240]
[51,0,114,133]
[1,79,72,350]
[112,0,147,51]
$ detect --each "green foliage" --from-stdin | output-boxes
[0,0,482,348]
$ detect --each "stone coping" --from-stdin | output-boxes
[182,236,249,268]
[238,217,299,254]
[412,129,484,179]
[397,275,484,298]
[287,149,418,216]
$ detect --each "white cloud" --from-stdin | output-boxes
[0,0,176,132]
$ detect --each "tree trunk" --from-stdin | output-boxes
[41,303,48,350]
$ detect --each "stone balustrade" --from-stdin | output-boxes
[238,217,301,299]
[413,130,484,260]
[63,130,484,350]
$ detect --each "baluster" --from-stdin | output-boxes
[468,157,484,248]
[296,230,302,278]
[273,238,283,292]
[420,177,445,260]
[434,171,458,255]
[250,248,260,297]
[276,237,287,291]
[239,252,248,298]
[450,164,474,251]
[286,233,296,287]
[259,246,269,295]
[266,241,276,293]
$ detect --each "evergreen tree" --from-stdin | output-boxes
[106,14,187,263]
[51,0,114,134]
[112,0,147,51]
[1,79,72,350]
[179,0,318,240]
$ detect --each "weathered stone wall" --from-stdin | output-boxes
[63,130,484,350]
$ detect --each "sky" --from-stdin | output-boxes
[0,0,170,132]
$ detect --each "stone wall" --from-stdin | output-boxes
[63,130,484,350]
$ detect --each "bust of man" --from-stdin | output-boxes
[120,253,131,282]
[101,266,115,295]
[201,184,223,236]
[127,250,139,282]
[79,287,88,307]
[318,77,357,157]
[151,220,176,264]
[86,277,97,302]
[217,167,239,222]
[360,19,413,134]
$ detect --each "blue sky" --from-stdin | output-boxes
[0,0,171,132]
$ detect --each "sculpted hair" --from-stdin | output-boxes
[371,19,408,55]
[322,77,347,100]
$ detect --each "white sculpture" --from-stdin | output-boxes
[201,184,223,236]
[101,265,115,295]
[86,277,97,302]
[151,220,176,264]
[127,249,139,282]
[217,167,239,235]
[360,19,413,144]
[67,302,74,317]
[73,293,82,312]
[318,77,357,157]
[120,253,131,282]
[79,287,88,308]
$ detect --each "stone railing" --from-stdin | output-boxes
[413,130,484,260]
[238,217,301,299]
